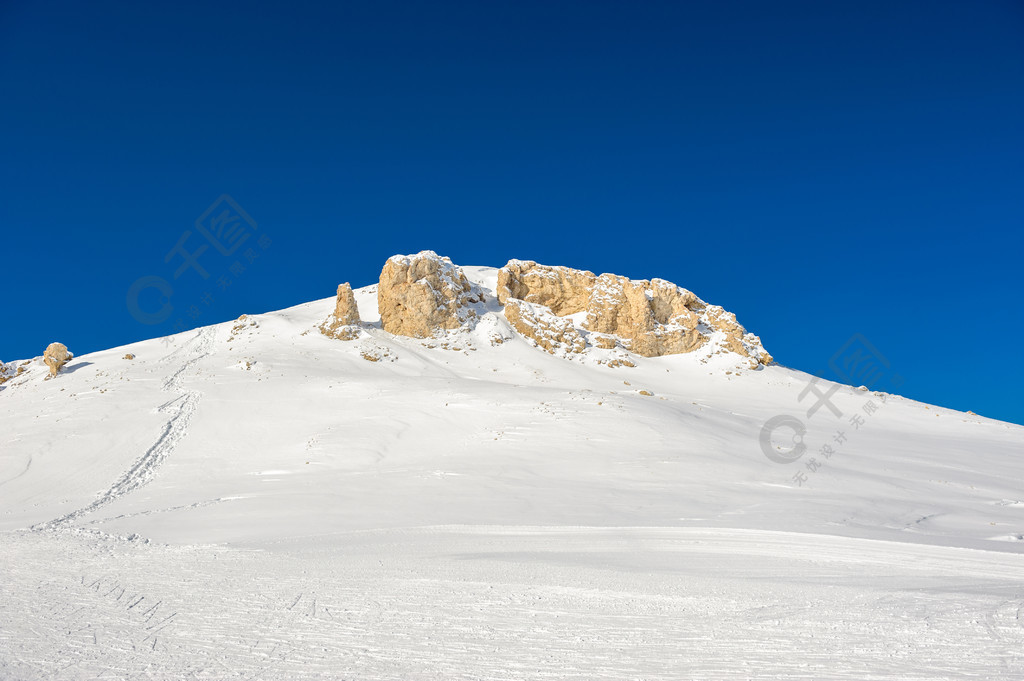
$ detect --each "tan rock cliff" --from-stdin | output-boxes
[378,251,482,338]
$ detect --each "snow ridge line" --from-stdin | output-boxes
[33,328,215,531]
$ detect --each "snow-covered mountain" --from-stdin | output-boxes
[1,254,1022,680]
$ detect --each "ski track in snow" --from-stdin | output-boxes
[2,527,1024,680]
[32,328,214,532]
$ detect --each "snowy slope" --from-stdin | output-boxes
[1,266,1023,679]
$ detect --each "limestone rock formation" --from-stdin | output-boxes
[585,273,708,358]
[339,252,769,365]
[378,251,482,338]
[319,283,361,341]
[497,260,595,316]
[496,260,771,365]
[43,342,72,378]
[0,361,25,386]
[333,283,360,325]
[703,306,770,363]
[503,298,586,355]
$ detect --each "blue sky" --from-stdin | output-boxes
[1,1,1022,424]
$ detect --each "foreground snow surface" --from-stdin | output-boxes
[2,267,1023,679]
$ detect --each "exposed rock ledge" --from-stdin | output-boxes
[323,251,770,366]
[498,259,771,365]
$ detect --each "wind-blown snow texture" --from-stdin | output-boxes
[2,266,1022,679]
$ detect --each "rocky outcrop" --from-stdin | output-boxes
[331,283,360,325]
[43,342,72,378]
[333,252,769,365]
[0,361,26,386]
[585,273,709,358]
[378,251,482,338]
[497,260,771,365]
[319,283,361,341]
[703,306,769,363]
[497,260,595,316]
[503,298,586,355]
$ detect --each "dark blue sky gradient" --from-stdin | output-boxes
[1,1,1022,423]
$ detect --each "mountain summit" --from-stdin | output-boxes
[1,251,1022,679]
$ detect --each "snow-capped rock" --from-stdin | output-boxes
[319,282,361,341]
[497,259,596,315]
[377,250,484,338]
[496,259,771,365]
[42,342,72,378]
[502,297,586,355]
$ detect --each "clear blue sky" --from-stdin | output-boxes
[1,1,1022,424]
